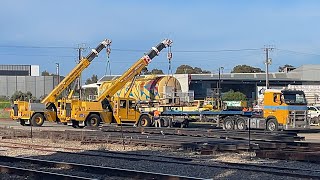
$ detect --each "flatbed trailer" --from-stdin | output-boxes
[160,109,258,128]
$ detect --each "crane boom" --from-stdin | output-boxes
[41,39,112,104]
[96,39,173,102]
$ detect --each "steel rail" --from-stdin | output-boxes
[0,164,95,180]
[1,143,320,179]
[0,155,203,180]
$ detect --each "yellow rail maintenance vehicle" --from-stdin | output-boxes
[10,39,112,126]
[57,39,173,128]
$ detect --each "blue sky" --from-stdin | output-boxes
[1,0,320,82]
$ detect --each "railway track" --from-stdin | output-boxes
[0,155,201,180]
[1,126,319,162]
[0,164,93,180]
[1,141,320,179]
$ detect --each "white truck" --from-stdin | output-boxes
[307,105,320,126]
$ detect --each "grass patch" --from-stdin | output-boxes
[0,102,11,109]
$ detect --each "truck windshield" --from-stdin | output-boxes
[282,92,307,105]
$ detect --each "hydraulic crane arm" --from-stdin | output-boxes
[41,39,112,104]
[96,39,173,102]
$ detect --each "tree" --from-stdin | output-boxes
[10,91,35,102]
[231,65,265,73]
[41,70,50,76]
[175,65,211,74]
[141,67,164,75]
[41,70,55,76]
[278,64,294,72]
[85,74,98,85]
[222,90,247,101]
[146,68,164,75]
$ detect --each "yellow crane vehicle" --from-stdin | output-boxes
[10,39,112,126]
[57,39,173,128]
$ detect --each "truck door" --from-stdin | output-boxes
[127,100,137,121]
[118,99,128,120]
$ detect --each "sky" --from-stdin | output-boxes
[1,0,320,83]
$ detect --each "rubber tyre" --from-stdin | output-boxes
[71,120,81,129]
[223,117,235,130]
[236,117,247,130]
[139,115,151,127]
[86,114,101,127]
[31,113,45,127]
[266,119,278,131]
[19,119,26,126]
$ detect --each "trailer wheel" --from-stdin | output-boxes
[31,113,45,127]
[223,117,234,130]
[139,115,151,127]
[266,119,278,131]
[86,114,101,127]
[236,117,247,130]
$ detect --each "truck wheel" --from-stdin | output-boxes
[267,119,278,131]
[31,113,45,127]
[86,114,101,127]
[223,117,234,130]
[139,115,151,127]
[236,117,247,130]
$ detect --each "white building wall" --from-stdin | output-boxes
[288,85,320,105]
[31,65,40,76]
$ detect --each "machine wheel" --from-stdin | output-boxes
[266,119,278,131]
[236,117,247,130]
[31,113,45,127]
[223,117,235,130]
[71,120,80,128]
[138,115,151,127]
[86,114,101,127]
[19,119,26,126]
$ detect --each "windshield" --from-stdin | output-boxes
[282,92,307,105]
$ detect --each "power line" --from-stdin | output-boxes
[112,48,261,53]
[0,45,75,49]
[276,48,320,56]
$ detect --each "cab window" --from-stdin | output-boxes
[119,100,126,108]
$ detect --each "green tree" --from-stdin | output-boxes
[146,68,164,75]
[222,90,247,101]
[278,64,294,72]
[10,91,35,102]
[85,74,98,85]
[175,65,211,74]
[231,65,264,73]
[41,70,55,76]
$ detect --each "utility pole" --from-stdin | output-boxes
[264,46,273,89]
[218,67,224,109]
[77,44,86,98]
[55,63,60,85]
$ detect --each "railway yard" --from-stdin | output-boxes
[0,119,319,179]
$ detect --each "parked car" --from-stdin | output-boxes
[307,106,320,125]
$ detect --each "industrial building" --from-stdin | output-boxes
[1,64,320,104]
[97,64,320,105]
[0,65,59,99]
